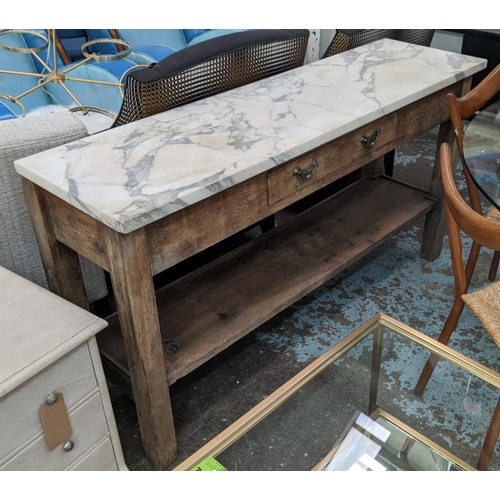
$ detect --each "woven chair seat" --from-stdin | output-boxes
[485,206,500,222]
[462,279,500,349]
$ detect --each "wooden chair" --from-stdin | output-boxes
[447,62,500,282]
[414,142,500,470]
[416,64,500,401]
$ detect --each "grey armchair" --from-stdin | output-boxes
[0,112,108,304]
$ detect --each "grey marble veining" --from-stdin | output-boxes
[15,38,486,234]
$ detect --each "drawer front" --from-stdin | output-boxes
[0,343,97,462]
[68,438,118,471]
[1,392,108,471]
[267,113,397,205]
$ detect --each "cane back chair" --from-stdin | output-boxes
[112,29,309,237]
[415,142,500,470]
[321,29,397,59]
[113,29,310,127]
[395,29,436,47]
[321,29,435,177]
[321,29,435,59]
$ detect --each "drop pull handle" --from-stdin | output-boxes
[359,127,382,148]
[293,159,319,181]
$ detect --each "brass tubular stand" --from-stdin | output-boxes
[0,29,137,119]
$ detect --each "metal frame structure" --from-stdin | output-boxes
[0,29,134,118]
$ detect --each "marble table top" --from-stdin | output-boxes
[15,38,486,234]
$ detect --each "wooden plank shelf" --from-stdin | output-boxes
[97,175,436,390]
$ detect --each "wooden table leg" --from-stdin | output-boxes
[420,119,457,262]
[21,178,89,310]
[103,226,177,470]
[361,156,385,177]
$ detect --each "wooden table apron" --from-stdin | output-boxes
[21,77,470,470]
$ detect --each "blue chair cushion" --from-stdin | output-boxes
[84,29,120,55]
[0,30,52,112]
[88,58,137,79]
[22,29,66,73]
[56,29,87,60]
[182,29,209,44]
[187,29,247,46]
[114,30,188,52]
[0,101,17,120]
[126,45,177,66]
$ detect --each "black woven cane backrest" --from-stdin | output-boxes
[321,29,435,59]
[113,29,310,127]
[394,29,435,47]
[321,29,397,59]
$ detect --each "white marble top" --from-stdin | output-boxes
[15,38,486,234]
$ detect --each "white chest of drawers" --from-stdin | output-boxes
[0,266,127,471]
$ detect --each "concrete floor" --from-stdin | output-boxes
[104,128,500,471]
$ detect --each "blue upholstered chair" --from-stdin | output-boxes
[79,29,247,65]
[0,29,250,119]
[0,29,137,118]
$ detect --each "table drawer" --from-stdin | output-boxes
[0,343,97,462]
[68,438,119,471]
[267,113,397,205]
[1,391,108,470]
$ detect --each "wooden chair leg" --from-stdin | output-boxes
[415,240,482,396]
[488,251,500,282]
[477,396,500,470]
[414,298,466,396]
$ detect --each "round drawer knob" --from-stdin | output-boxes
[63,441,74,452]
[45,392,59,405]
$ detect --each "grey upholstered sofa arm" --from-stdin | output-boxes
[0,112,108,303]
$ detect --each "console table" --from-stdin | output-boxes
[14,39,486,470]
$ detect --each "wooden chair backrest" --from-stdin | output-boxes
[447,63,500,215]
[448,63,500,152]
[441,142,500,252]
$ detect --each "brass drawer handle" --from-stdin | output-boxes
[359,127,382,148]
[293,159,318,181]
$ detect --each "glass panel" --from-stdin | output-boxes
[215,335,374,471]
[463,101,500,208]
[188,320,500,471]
[376,326,499,470]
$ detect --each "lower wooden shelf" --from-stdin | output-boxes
[97,175,436,392]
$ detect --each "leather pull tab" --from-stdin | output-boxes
[39,392,73,451]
